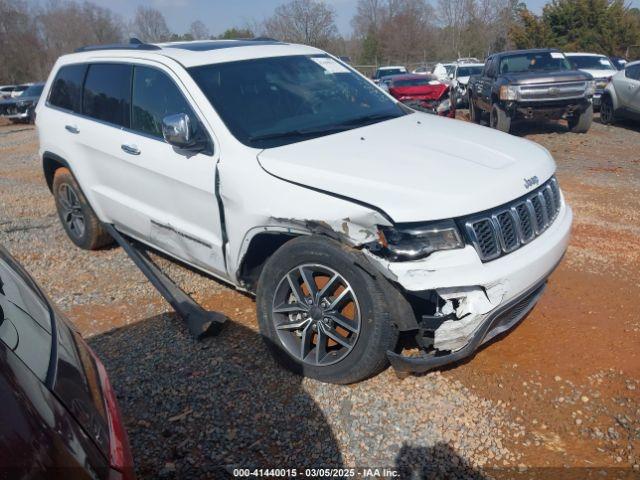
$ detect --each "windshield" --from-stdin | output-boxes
[499,52,572,74]
[569,55,615,71]
[375,68,405,78]
[190,55,406,148]
[457,66,483,77]
[20,84,43,97]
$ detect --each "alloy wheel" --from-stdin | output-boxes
[58,183,86,239]
[271,264,361,367]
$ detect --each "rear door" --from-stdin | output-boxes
[477,57,496,110]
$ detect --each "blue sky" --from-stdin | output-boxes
[103,0,638,37]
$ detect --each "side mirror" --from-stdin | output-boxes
[162,113,197,149]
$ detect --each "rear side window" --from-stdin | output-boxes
[131,66,194,139]
[83,63,132,127]
[49,64,87,113]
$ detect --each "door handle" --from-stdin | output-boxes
[65,125,79,134]
[121,144,141,156]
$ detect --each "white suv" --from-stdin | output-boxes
[600,61,640,124]
[36,39,572,384]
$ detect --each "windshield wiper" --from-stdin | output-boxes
[248,125,351,143]
[249,112,402,144]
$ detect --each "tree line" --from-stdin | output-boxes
[1,0,639,84]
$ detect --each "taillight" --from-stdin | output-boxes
[83,339,135,479]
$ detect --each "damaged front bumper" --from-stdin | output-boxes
[387,279,547,373]
[372,200,572,374]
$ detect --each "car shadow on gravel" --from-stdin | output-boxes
[395,443,486,479]
[90,312,345,479]
[90,312,491,479]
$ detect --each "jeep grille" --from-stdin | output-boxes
[465,177,562,262]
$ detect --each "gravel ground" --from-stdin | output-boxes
[1,116,639,479]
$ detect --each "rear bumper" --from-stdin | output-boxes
[387,278,547,373]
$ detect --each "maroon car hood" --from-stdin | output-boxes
[389,84,448,101]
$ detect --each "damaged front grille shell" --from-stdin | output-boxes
[463,177,562,262]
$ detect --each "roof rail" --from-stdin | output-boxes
[247,37,280,42]
[75,38,161,53]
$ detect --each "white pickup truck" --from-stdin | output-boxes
[36,39,572,384]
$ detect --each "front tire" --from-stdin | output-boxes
[52,168,113,250]
[256,236,398,384]
[568,104,593,133]
[469,94,482,123]
[490,103,512,133]
[599,96,615,125]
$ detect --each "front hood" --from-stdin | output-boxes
[578,69,617,80]
[257,114,556,222]
[503,70,591,85]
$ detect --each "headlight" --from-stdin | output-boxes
[16,100,33,108]
[376,220,464,261]
[585,80,596,96]
[499,85,519,101]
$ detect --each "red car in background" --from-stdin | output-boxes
[381,74,454,117]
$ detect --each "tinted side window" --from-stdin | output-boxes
[131,66,195,139]
[83,63,131,127]
[49,64,87,113]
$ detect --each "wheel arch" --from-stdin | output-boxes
[236,230,302,292]
[42,151,71,192]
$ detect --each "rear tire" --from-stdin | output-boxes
[599,97,615,125]
[490,103,512,133]
[52,168,113,250]
[256,236,398,384]
[568,104,593,133]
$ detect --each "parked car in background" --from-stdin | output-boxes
[372,65,407,84]
[0,82,44,124]
[433,62,456,82]
[565,53,617,109]
[411,65,431,75]
[0,245,134,478]
[36,39,572,383]
[600,61,640,124]
[610,56,628,70]
[383,74,454,117]
[450,62,484,108]
[468,48,595,133]
[456,57,480,64]
[0,84,30,99]
[0,85,16,100]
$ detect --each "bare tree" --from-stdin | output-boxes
[189,20,209,40]
[264,0,338,48]
[0,0,44,83]
[132,6,171,42]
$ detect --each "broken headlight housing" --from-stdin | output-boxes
[376,220,464,261]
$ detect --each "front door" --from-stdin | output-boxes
[78,61,225,275]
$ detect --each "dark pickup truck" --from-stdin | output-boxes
[468,49,595,133]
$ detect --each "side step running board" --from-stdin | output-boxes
[105,224,227,339]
